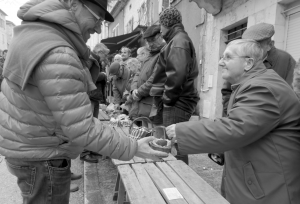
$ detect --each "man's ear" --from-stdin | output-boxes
[244,58,255,72]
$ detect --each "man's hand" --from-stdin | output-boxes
[166,124,178,156]
[135,136,169,160]
[166,124,176,140]
[132,89,140,101]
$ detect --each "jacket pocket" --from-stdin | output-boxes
[5,160,36,196]
[243,162,265,200]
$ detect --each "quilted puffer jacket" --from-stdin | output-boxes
[0,0,137,161]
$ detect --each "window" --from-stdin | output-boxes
[138,2,148,26]
[0,19,5,29]
[126,18,134,33]
[225,22,247,44]
[112,24,119,37]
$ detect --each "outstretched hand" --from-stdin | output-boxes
[135,136,169,160]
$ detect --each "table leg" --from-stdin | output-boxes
[113,173,120,201]
[117,177,126,204]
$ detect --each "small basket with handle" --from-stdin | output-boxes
[128,117,154,140]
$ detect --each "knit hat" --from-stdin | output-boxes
[109,62,120,75]
[242,23,275,41]
[159,7,182,28]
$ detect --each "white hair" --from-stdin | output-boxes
[228,39,264,64]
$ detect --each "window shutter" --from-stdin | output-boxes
[286,11,300,61]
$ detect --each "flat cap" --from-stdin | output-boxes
[109,62,120,75]
[242,23,275,41]
[143,25,161,39]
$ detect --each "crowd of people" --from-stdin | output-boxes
[0,0,300,204]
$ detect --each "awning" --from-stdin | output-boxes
[101,25,147,56]
[101,31,141,54]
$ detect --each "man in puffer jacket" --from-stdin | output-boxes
[0,0,168,203]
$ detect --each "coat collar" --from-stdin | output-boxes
[162,23,186,43]
[231,61,267,91]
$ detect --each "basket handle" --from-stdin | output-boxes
[129,116,153,132]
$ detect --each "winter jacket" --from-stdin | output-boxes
[150,23,199,114]
[176,62,300,204]
[112,66,131,104]
[222,45,296,115]
[0,0,137,161]
[88,55,107,103]
[129,48,162,118]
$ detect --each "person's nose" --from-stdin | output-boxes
[94,22,102,34]
[219,58,225,66]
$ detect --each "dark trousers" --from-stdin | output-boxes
[162,106,191,165]
[5,158,71,204]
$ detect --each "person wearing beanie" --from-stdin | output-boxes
[150,7,200,165]
[109,62,132,110]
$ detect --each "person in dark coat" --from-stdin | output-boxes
[166,39,300,204]
[150,7,199,165]
[222,23,296,114]
[217,23,297,197]
[129,25,166,123]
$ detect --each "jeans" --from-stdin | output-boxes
[5,158,71,204]
[163,106,191,165]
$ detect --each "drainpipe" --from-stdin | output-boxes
[200,11,209,92]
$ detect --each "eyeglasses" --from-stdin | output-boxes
[220,55,250,62]
[82,2,104,33]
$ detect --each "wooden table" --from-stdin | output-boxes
[116,160,229,204]
[98,110,228,204]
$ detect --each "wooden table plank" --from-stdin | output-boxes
[156,162,205,204]
[118,165,152,204]
[132,164,166,204]
[162,154,177,161]
[132,156,146,163]
[112,159,134,166]
[167,160,229,204]
[143,163,188,204]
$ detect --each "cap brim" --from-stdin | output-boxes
[104,11,114,22]
[90,0,114,22]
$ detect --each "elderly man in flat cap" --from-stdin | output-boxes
[212,22,297,198]
[0,0,168,202]
[129,25,166,123]
[222,22,296,115]
[166,39,300,204]
[150,7,200,165]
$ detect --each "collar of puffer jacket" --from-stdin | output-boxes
[17,0,82,35]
